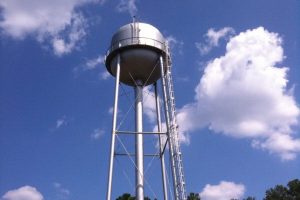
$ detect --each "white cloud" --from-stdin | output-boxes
[143,85,189,145]
[252,133,300,160]
[53,182,70,199]
[73,55,110,79]
[178,27,300,160]
[0,0,103,55]
[2,186,44,200]
[166,35,184,55]
[108,107,114,114]
[56,116,67,129]
[90,128,104,140]
[199,181,245,200]
[109,107,123,120]
[85,55,105,70]
[116,0,137,17]
[51,13,87,56]
[152,117,190,146]
[143,84,190,145]
[196,27,235,55]
[100,71,110,80]
[143,86,157,123]
[153,123,190,150]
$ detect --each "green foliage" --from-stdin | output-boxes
[187,192,201,200]
[116,193,135,200]
[287,179,300,199]
[264,179,300,200]
[115,193,151,200]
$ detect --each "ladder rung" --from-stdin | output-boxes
[166,71,187,198]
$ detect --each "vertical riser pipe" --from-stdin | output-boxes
[135,82,144,200]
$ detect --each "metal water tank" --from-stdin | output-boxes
[105,22,167,86]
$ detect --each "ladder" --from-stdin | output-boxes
[164,51,187,200]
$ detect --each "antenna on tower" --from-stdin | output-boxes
[132,15,136,23]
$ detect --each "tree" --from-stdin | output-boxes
[264,179,300,200]
[116,193,135,200]
[115,193,151,200]
[187,192,201,200]
[243,197,256,200]
[287,179,300,199]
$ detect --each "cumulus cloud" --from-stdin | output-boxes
[2,186,44,200]
[150,107,190,146]
[116,0,137,17]
[153,122,190,150]
[199,181,245,200]
[139,84,191,145]
[196,27,235,55]
[178,27,300,160]
[0,0,104,55]
[143,85,190,143]
[252,133,300,160]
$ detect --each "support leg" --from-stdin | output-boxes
[135,81,144,200]
[155,82,168,200]
[106,54,121,200]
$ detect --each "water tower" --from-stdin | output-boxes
[105,21,187,200]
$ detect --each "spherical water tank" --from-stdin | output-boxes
[105,22,167,86]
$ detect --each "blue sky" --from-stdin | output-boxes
[0,0,300,200]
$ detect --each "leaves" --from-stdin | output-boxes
[264,179,300,200]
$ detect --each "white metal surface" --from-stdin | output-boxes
[105,22,187,200]
[155,83,168,200]
[110,23,165,53]
[106,54,121,200]
[161,53,187,200]
[159,55,180,199]
[135,81,144,200]
[105,22,167,86]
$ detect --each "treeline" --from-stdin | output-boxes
[115,179,300,200]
